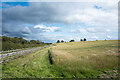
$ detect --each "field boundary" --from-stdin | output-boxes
[48,50,53,65]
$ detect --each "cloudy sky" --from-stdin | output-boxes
[1,0,119,43]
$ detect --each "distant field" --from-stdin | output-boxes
[2,40,119,78]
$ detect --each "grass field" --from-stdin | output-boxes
[2,40,119,78]
[51,40,119,78]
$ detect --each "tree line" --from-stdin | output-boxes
[1,36,52,51]
[56,38,87,43]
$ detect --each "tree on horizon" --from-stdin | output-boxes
[57,40,60,43]
[61,40,64,43]
[70,40,75,42]
[84,38,86,41]
[80,39,83,41]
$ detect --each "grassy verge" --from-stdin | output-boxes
[2,47,62,78]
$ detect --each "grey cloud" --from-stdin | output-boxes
[21,27,32,34]
[2,2,68,39]
[2,3,66,24]
[2,2,96,25]
[3,32,27,38]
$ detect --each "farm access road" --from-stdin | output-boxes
[0,45,51,63]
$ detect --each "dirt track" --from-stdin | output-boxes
[0,45,50,63]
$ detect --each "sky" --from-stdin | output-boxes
[1,0,119,43]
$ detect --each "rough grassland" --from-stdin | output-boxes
[2,47,63,78]
[51,40,119,78]
[2,40,119,78]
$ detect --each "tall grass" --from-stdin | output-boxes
[51,40,118,78]
[2,40,118,78]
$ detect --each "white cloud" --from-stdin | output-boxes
[70,28,88,34]
[107,35,112,39]
[106,29,111,32]
[91,36,99,39]
[34,25,60,32]
[71,27,112,35]
[86,28,96,33]
[69,7,117,28]
[34,25,46,29]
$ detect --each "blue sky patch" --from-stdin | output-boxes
[2,2,29,8]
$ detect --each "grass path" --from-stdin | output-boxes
[2,47,62,78]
